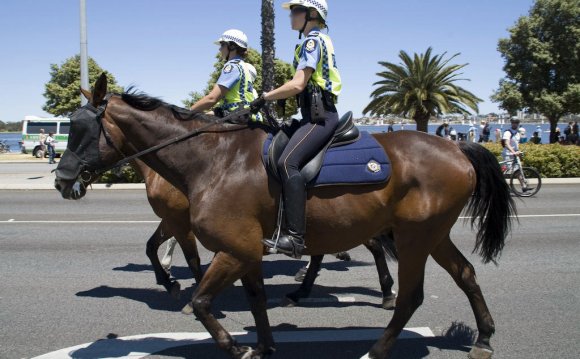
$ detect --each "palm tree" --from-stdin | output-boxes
[261,0,276,117]
[364,47,481,132]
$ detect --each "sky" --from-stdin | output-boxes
[0,0,536,122]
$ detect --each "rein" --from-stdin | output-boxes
[89,98,275,179]
[94,116,230,176]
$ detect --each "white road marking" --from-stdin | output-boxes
[267,296,356,304]
[1,220,159,223]
[32,328,434,359]
[3,213,579,224]
[459,214,580,219]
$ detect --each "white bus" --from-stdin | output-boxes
[20,115,69,157]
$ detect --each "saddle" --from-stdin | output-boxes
[265,111,360,185]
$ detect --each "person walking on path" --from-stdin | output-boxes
[38,129,47,155]
[45,132,57,164]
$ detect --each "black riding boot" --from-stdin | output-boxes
[263,174,306,259]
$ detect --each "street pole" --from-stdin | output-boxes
[80,0,89,105]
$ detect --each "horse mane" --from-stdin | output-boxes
[121,87,215,122]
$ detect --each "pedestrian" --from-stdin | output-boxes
[468,125,477,143]
[563,121,573,140]
[554,127,563,144]
[494,128,502,143]
[45,132,57,164]
[38,128,46,155]
[530,131,541,144]
[518,127,528,143]
[566,128,579,145]
[261,0,339,258]
[387,120,394,133]
[435,122,450,137]
[449,127,457,141]
[479,120,490,142]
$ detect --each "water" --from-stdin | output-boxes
[0,123,556,152]
[0,132,22,152]
[358,123,554,144]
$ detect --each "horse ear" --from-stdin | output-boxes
[80,87,92,102]
[92,73,108,107]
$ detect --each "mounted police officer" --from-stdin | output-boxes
[191,29,261,121]
[259,0,341,258]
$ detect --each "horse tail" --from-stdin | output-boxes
[457,142,517,264]
[377,232,398,262]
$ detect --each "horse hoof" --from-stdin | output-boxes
[335,251,351,261]
[234,346,262,359]
[169,281,181,300]
[294,267,307,282]
[181,302,194,315]
[468,345,493,359]
[281,296,298,307]
[382,293,396,310]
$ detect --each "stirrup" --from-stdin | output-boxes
[262,236,305,259]
[264,193,285,255]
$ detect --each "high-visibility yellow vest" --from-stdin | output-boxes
[293,31,341,101]
[221,59,262,121]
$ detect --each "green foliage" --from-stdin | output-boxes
[0,121,22,132]
[483,142,580,177]
[43,55,124,117]
[490,80,523,116]
[494,0,580,127]
[182,48,297,119]
[96,165,144,184]
[364,47,481,132]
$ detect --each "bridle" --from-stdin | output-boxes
[56,94,274,184]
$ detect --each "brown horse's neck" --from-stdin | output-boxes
[106,97,266,197]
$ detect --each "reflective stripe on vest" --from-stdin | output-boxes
[293,31,342,100]
[221,59,262,121]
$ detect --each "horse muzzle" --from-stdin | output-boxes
[54,178,87,200]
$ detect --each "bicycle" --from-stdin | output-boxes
[499,152,541,197]
[0,140,11,153]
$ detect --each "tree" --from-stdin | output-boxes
[43,55,123,117]
[182,48,297,119]
[364,47,481,132]
[494,0,580,142]
[490,80,524,117]
[261,0,276,94]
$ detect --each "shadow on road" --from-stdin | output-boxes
[112,258,374,281]
[66,322,475,358]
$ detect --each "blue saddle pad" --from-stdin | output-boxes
[262,131,391,187]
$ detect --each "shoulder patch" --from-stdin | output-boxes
[305,39,317,52]
[223,64,233,74]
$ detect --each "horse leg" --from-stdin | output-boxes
[176,231,203,285]
[364,237,397,310]
[187,251,270,359]
[367,240,429,358]
[431,235,496,359]
[160,237,177,271]
[145,222,180,298]
[241,263,275,356]
[284,255,324,306]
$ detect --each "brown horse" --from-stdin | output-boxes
[135,158,397,309]
[55,74,515,359]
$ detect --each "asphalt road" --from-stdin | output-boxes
[0,186,579,358]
